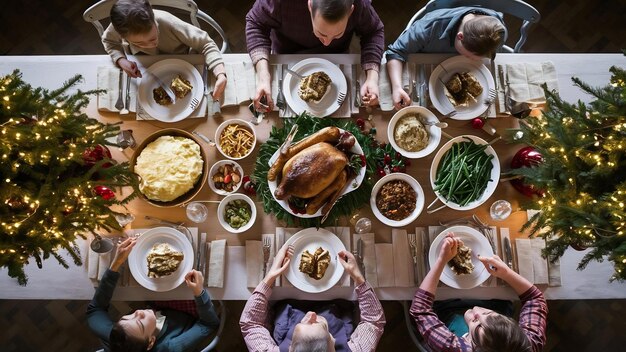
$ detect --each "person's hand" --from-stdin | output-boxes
[478,254,511,279]
[110,237,136,272]
[264,243,294,286]
[361,79,380,107]
[117,58,141,78]
[392,87,411,110]
[338,250,365,285]
[212,72,227,102]
[253,82,274,112]
[437,233,461,264]
[185,269,204,297]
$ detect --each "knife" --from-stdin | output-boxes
[352,65,361,108]
[124,74,131,110]
[144,69,176,103]
[503,237,514,269]
[357,238,365,279]
[418,64,426,107]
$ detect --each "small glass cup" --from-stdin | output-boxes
[490,200,512,221]
[354,217,372,234]
[186,201,208,223]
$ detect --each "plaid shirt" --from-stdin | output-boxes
[239,281,385,351]
[410,286,548,352]
[245,0,384,72]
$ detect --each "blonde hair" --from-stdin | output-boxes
[461,16,506,59]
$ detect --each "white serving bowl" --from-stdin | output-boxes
[208,160,244,196]
[215,119,257,160]
[217,193,256,233]
[388,106,442,159]
[370,173,425,227]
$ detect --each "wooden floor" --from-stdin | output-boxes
[1,0,626,351]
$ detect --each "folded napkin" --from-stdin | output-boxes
[353,232,378,287]
[516,238,549,285]
[522,210,562,286]
[378,61,414,112]
[245,233,276,288]
[497,61,558,113]
[374,243,395,287]
[97,66,137,113]
[222,61,255,108]
[207,239,226,288]
[392,229,415,287]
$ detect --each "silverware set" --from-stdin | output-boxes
[352,238,365,280]
[352,65,361,108]
[115,69,124,110]
[118,72,131,115]
[262,237,271,278]
[408,233,419,284]
[276,67,286,113]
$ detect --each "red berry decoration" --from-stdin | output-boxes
[359,154,366,167]
[384,154,391,165]
[510,146,545,197]
[392,166,400,173]
[93,185,115,200]
[377,168,386,178]
[356,118,365,130]
[83,145,113,168]
[471,117,485,129]
[242,175,257,196]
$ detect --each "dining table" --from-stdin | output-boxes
[1,52,625,302]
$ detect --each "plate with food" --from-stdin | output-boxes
[128,227,194,292]
[267,126,366,218]
[429,135,500,211]
[370,173,425,227]
[284,228,346,293]
[137,59,203,122]
[387,106,442,159]
[428,226,493,289]
[428,56,495,120]
[283,58,348,117]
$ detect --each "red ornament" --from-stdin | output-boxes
[510,146,545,197]
[471,117,485,129]
[242,175,257,196]
[93,185,115,200]
[83,145,113,168]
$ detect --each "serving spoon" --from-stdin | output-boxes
[423,121,448,128]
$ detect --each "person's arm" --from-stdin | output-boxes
[354,0,385,106]
[410,234,469,352]
[478,255,548,352]
[239,243,293,351]
[86,238,135,342]
[245,0,280,67]
[386,59,410,110]
[385,20,430,63]
[101,24,141,77]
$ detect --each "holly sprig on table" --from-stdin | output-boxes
[354,117,411,178]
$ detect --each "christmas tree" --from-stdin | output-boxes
[510,53,626,281]
[0,70,139,285]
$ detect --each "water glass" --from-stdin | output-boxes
[490,200,512,221]
[186,201,208,223]
[354,217,372,234]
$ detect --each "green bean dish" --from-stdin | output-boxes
[434,138,494,206]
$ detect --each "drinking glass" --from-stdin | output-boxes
[354,217,372,234]
[186,201,208,223]
[490,200,512,221]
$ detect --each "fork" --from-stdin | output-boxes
[481,88,497,118]
[336,91,346,106]
[262,237,271,278]
[276,78,286,112]
[441,109,457,119]
[190,97,201,111]
[408,233,419,285]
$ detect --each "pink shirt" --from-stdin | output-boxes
[239,281,385,351]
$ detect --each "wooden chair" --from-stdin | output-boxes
[404,0,540,52]
[83,0,229,53]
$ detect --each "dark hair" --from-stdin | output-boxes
[109,322,150,352]
[461,16,506,59]
[110,0,155,37]
[310,0,354,23]
[473,314,532,352]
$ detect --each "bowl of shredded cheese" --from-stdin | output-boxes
[215,119,256,160]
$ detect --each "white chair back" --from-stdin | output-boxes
[404,0,540,52]
[83,0,229,53]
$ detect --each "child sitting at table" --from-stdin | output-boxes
[410,233,548,352]
[86,238,220,352]
[101,0,227,101]
[385,6,507,110]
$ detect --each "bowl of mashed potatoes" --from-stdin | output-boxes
[388,106,442,159]
[131,128,208,207]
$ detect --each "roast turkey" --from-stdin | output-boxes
[274,142,348,200]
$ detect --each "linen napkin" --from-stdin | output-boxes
[497,61,558,113]
[207,239,226,288]
[374,243,394,287]
[524,210,562,286]
[515,238,548,285]
[245,234,276,288]
[414,227,429,284]
[222,61,256,107]
[392,229,415,287]
[378,62,412,112]
[87,245,99,280]
[352,232,378,287]
[97,251,112,281]
[97,66,137,113]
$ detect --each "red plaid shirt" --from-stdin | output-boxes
[151,300,198,318]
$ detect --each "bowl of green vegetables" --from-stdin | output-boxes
[218,193,256,233]
[428,135,500,212]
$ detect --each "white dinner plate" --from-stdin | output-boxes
[267,128,366,218]
[283,58,347,117]
[428,56,495,120]
[429,135,500,211]
[428,225,493,289]
[284,228,346,293]
[128,227,194,292]
[137,59,203,122]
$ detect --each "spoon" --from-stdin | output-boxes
[90,233,114,253]
[424,121,448,128]
[114,69,124,111]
